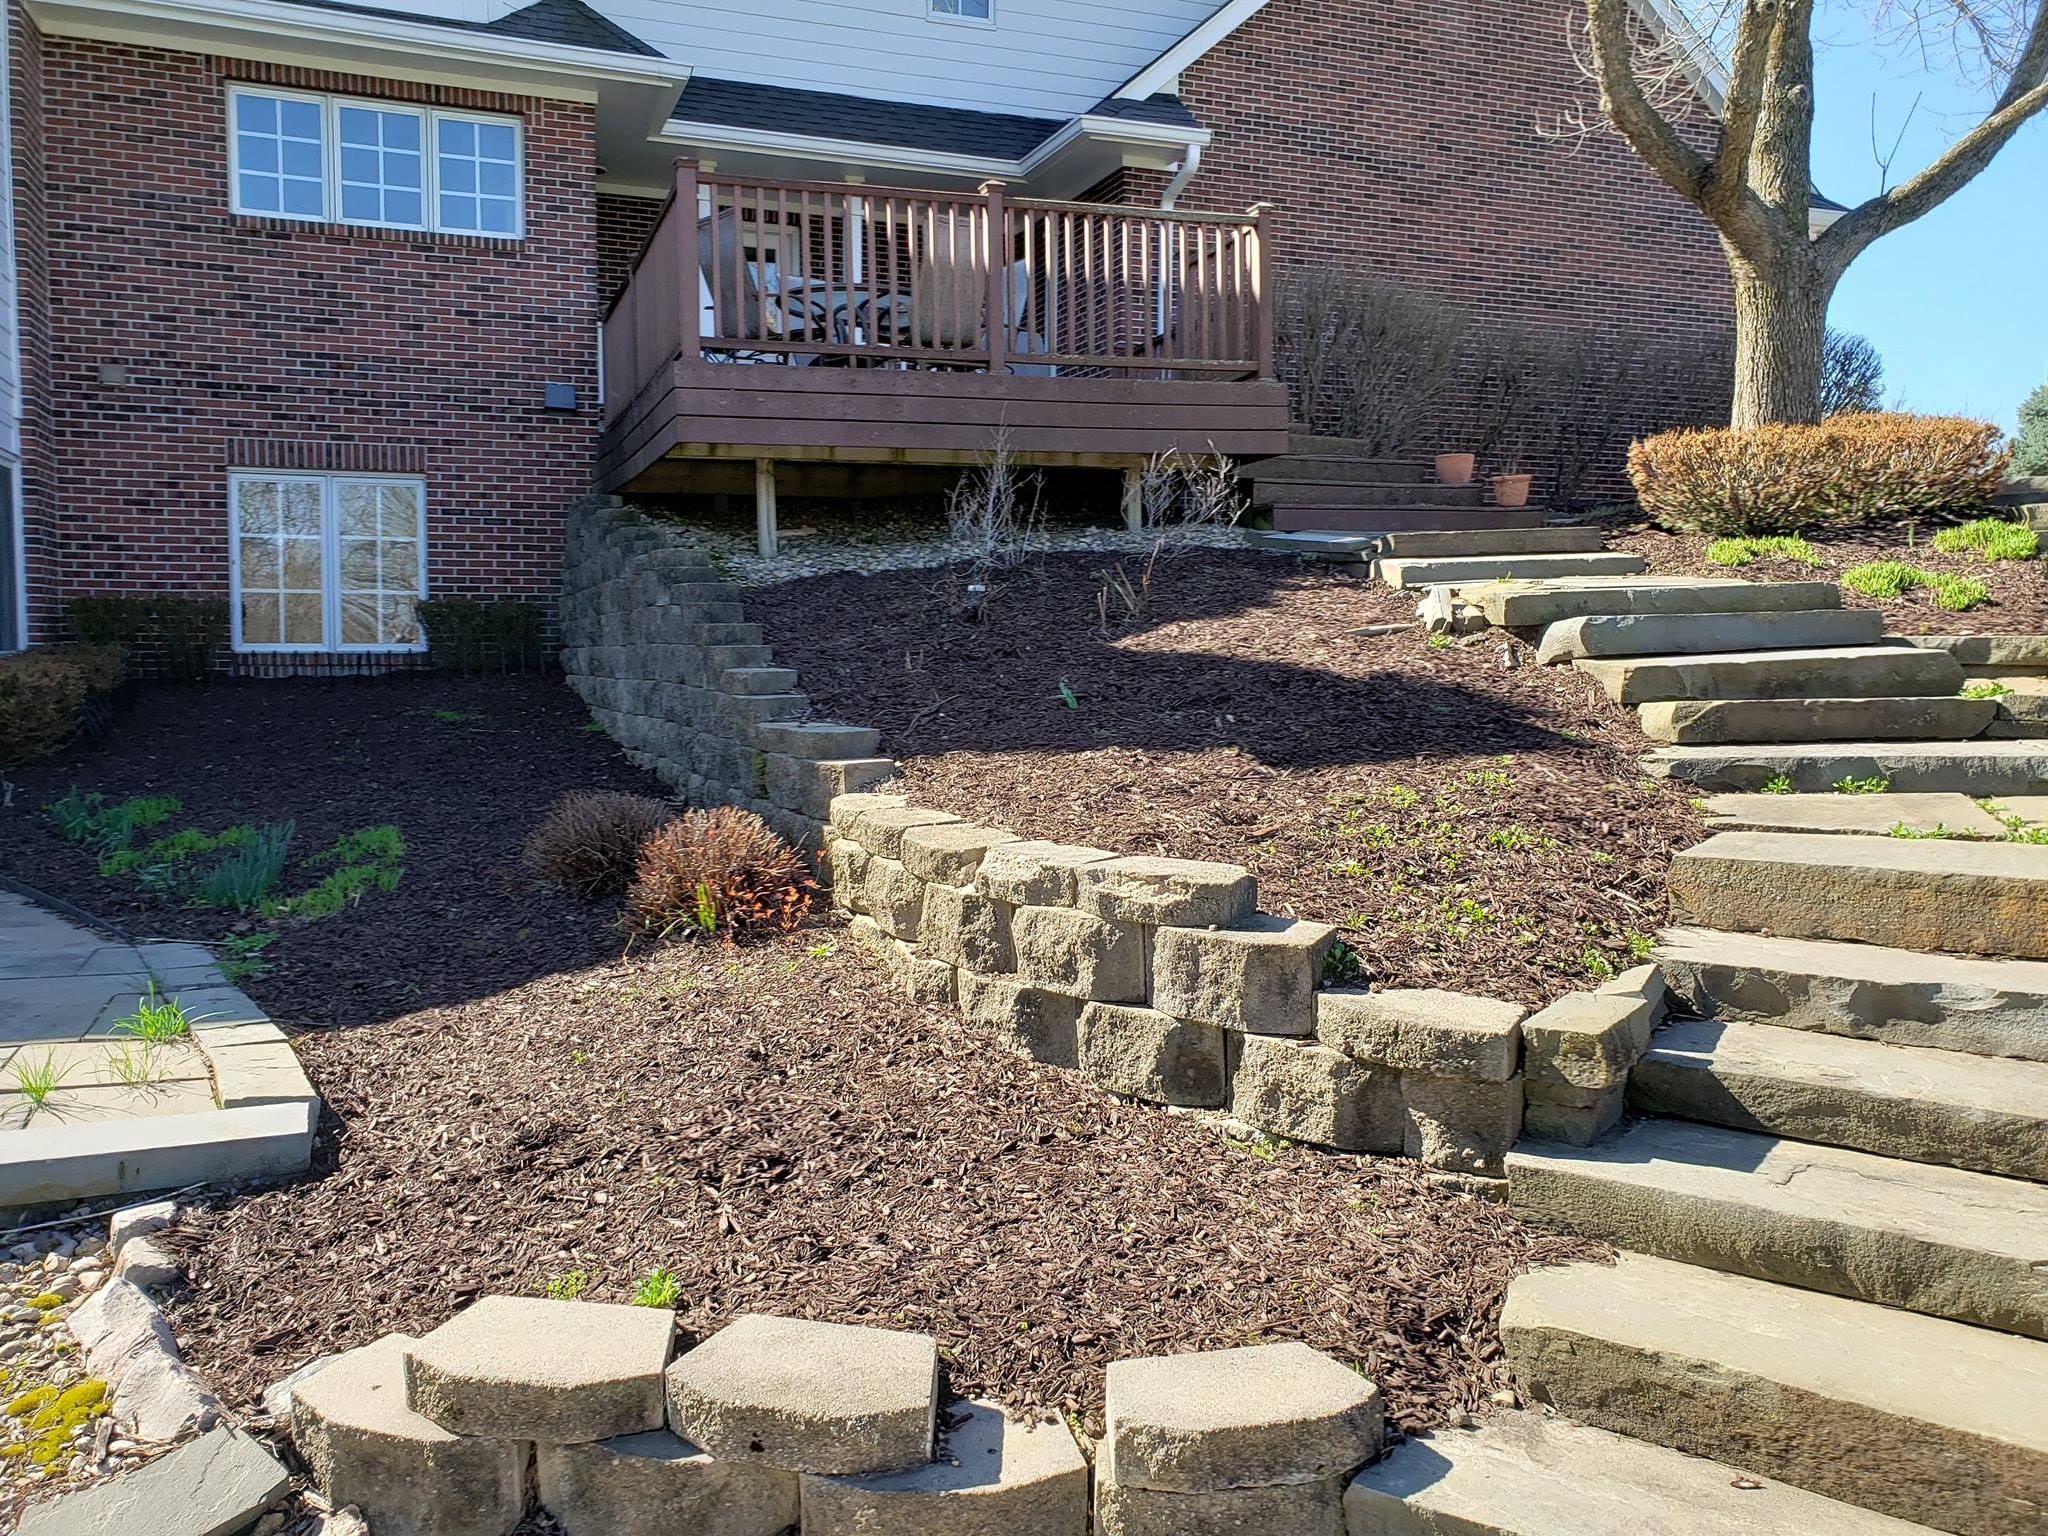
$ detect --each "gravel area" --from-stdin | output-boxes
[1611,523,2048,634]
[2,674,1597,1451]
[754,550,1706,1005]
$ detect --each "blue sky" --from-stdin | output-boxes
[1803,6,2048,432]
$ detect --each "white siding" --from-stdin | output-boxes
[371,0,1222,119]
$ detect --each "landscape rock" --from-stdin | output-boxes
[536,1428,799,1536]
[111,1234,181,1289]
[954,972,1080,1067]
[1226,1034,1401,1152]
[917,884,1016,974]
[1314,989,1523,1080]
[664,1313,938,1476]
[1094,1475,1345,1535]
[104,1199,175,1258]
[15,1427,286,1536]
[404,1295,674,1443]
[1519,991,1655,1092]
[1078,1004,1228,1107]
[1011,907,1145,1002]
[64,1275,219,1441]
[896,822,1019,885]
[973,841,1119,907]
[1150,916,1334,1036]
[1399,1073,1523,1176]
[1076,856,1257,928]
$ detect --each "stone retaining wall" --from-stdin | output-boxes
[561,502,1664,1182]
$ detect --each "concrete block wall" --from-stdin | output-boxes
[564,502,1663,1180]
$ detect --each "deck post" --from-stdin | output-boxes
[754,458,779,558]
[1121,463,1145,533]
[980,180,1008,375]
[675,159,701,365]
[1248,201,1276,382]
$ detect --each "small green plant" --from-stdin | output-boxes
[1320,940,1367,987]
[1887,821,1966,840]
[1057,680,1080,709]
[1930,518,2038,562]
[542,1269,592,1301]
[273,825,406,919]
[190,822,295,912]
[109,982,196,1042]
[1961,679,2014,700]
[10,1052,65,1106]
[1929,573,1989,612]
[45,791,182,856]
[104,1040,168,1087]
[1841,561,1989,612]
[1703,534,1823,569]
[1379,785,1420,811]
[1485,826,1554,851]
[1580,946,1617,981]
[1832,775,1890,795]
[1760,775,1796,794]
[216,931,277,984]
[631,1268,683,1308]
[1426,631,1453,650]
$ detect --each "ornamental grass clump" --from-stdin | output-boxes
[1930,517,2038,562]
[1841,561,1989,612]
[523,791,678,900]
[624,807,815,944]
[1629,413,2009,535]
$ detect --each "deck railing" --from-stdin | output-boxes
[602,160,1275,426]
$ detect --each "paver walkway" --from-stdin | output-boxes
[0,891,320,1209]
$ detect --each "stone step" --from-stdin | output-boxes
[1640,738,2048,795]
[1241,529,1375,562]
[1480,578,1838,629]
[1502,1251,2048,1536]
[1510,1117,2048,1336]
[1991,695,2048,738]
[1699,791,2007,836]
[1668,830,2048,959]
[1345,1410,1948,1535]
[1657,925,2048,1062]
[1913,634,2048,669]
[1271,505,1546,534]
[1377,551,1648,588]
[1638,695,1998,745]
[1575,643,1964,706]
[1255,479,1489,507]
[1537,607,1882,665]
[1630,1015,2048,1182]
[1371,526,1610,558]
[720,667,801,697]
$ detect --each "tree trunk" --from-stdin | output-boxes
[1728,256,1832,428]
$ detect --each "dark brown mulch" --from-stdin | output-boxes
[1611,524,2048,635]
[754,550,1705,1005]
[3,674,1595,1444]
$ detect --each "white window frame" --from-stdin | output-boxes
[928,0,995,24]
[227,472,429,654]
[227,86,525,239]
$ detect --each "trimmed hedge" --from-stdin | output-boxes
[1628,413,2011,535]
[67,595,228,680]
[0,645,126,770]
[417,598,546,673]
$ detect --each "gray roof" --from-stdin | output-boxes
[272,0,665,58]
[1086,93,1200,130]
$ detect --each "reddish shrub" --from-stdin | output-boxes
[523,791,677,900]
[625,807,815,943]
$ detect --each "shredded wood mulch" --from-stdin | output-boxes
[1612,523,2048,634]
[0,674,1597,1444]
[754,550,1706,1005]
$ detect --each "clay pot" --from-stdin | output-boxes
[1491,473,1534,509]
[1434,452,1476,487]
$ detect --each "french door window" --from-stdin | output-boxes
[230,475,426,652]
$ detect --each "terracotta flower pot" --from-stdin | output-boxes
[1434,452,1476,487]
[1491,473,1534,509]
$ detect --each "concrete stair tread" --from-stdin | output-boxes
[1641,738,2048,795]
[1537,608,1881,665]
[1502,1251,2048,1534]
[1575,643,1965,705]
[1371,527,1609,558]
[1640,696,1999,745]
[1630,1015,2048,1180]
[1510,1116,2048,1335]
[1481,578,1836,629]
[1668,829,2048,960]
[1656,924,2048,1062]
[1700,791,2007,836]
[1379,551,1648,588]
[1346,1410,1949,1535]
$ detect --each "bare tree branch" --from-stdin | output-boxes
[1703,1,1777,212]
[1584,0,1715,194]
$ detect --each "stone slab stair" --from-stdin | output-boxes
[1493,821,2048,1536]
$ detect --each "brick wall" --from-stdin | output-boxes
[597,192,664,305]
[14,31,602,642]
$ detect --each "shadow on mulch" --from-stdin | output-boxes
[0,673,650,1034]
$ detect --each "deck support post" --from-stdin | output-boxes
[754,458,779,558]
[1121,464,1145,533]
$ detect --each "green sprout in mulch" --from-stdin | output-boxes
[1704,534,1824,569]
[1832,775,1891,795]
[109,982,197,1042]
[1840,561,1988,612]
[269,826,407,920]
[1930,518,2038,562]
[216,932,278,984]
[631,1268,683,1308]
[44,791,180,856]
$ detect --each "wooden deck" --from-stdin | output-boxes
[596,162,1291,512]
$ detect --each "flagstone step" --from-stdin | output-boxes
[1640,738,2048,795]
[1501,1252,2048,1536]
[1638,695,1998,744]
[1911,634,2048,669]
[1537,607,1880,665]
[1629,1016,2048,1182]
[1478,578,1838,629]
[1377,551,1647,588]
[1345,1409,1948,1535]
[1371,526,1611,558]
[1657,925,2048,1061]
[1575,643,1964,706]
[1991,694,2048,737]
[1668,830,2048,959]
[1242,529,1378,561]
[1699,791,2006,836]
[1509,1118,2048,1337]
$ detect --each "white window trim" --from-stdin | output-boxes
[928,0,995,25]
[226,85,525,239]
[227,471,429,655]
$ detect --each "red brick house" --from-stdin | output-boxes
[0,0,1736,656]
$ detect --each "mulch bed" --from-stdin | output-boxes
[0,674,1596,1444]
[1612,523,2048,635]
[754,549,1706,1005]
